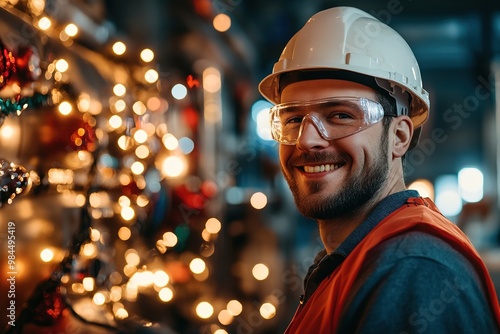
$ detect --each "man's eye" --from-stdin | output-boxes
[284,116,303,125]
[329,112,356,120]
[328,112,357,122]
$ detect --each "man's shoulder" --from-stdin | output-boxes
[341,230,499,334]
[366,229,477,274]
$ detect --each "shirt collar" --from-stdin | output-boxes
[332,189,420,258]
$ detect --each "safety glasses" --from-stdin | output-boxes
[269,96,386,145]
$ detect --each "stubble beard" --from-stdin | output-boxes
[283,143,389,221]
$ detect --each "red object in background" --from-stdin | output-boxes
[200,180,218,199]
[22,309,71,334]
[37,110,91,157]
[181,106,199,132]
[122,177,142,197]
[69,118,97,152]
[186,74,200,88]
[15,45,41,87]
[0,40,16,90]
[31,286,66,326]
[174,183,207,210]
[192,0,213,18]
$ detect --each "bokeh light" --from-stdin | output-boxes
[140,48,155,62]
[213,13,231,32]
[172,83,188,100]
[250,192,267,210]
[196,301,214,319]
[40,248,54,262]
[112,41,126,55]
[252,263,269,280]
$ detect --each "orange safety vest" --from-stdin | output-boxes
[285,197,500,333]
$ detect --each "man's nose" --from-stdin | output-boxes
[296,117,330,150]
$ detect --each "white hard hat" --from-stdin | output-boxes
[258,6,430,130]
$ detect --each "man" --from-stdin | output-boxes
[258,6,500,333]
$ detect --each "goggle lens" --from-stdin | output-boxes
[269,97,385,145]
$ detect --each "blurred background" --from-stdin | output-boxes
[1,0,500,333]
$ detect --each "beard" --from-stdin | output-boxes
[282,140,389,220]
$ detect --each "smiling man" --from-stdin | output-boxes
[258,6,500,333]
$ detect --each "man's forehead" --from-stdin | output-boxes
[280,79,378,103]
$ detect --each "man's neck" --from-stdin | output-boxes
[317,215,365,254]
[318,182,408,253]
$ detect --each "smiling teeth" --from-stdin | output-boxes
[304,164,339,173]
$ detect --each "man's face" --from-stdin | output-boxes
[278,79,390,220]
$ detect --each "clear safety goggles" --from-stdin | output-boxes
[270,96,387,145]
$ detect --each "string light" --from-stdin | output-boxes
[260,303,276,319]
[252,263,269,280]
[144,69,159,83]
[109,115,123,129]
[77,94,91,112]
[189,258,206,274]
[196,301,214,319]
[161,155,187,178]
[125,249,141,266]
[115,308,129,319]
[203,67,221,93]
[82,243,98,258]
[218,310,233,325]
[40,248,54,262]
[163,232,178,247]
[114,99,127,112]
[147,96,163,111]
[58,101,72,115]
[132,101,147,115]
[83,277,95,291]
[55,59,69,72]
[112,41,126,55]
[213,13,231,32]
[93,292,106,305]
[121,206,135,221]
[250,192,267,209]
[72,283,85,294]
[37,16,51,30]
[110,286,122,302]
[135,145,150,159]
[133,129,148,143]
[162,134,179,150]
[28,0,45,16]
[159,287,174,302]
[140,48,155,62]
[118,135,134,150]
[113,84,127,96]
[90,228,101,242]
[153,270,170,287]
[131,161,145,175]
[136,195,149,207]
[227,300,243,316]
[205,218,222,234]
[64,23,79,37]
[118,227,131,241]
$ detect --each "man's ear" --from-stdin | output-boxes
[392,116,413,158]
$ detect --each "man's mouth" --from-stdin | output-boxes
[303,164,342,173]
